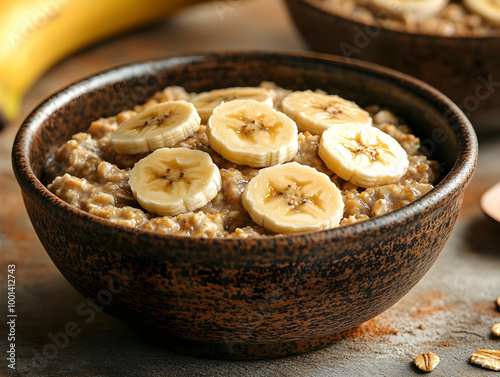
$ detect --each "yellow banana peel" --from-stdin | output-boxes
[0,0,207,127]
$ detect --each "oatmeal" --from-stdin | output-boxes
[44,83,439,238]
[310,0,500,37]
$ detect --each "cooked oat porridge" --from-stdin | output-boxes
[44,82,439,238]
[309,0,500,37]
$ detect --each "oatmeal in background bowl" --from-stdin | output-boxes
[310,0,500,37]
[44,82,439,238]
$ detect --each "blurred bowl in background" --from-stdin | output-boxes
[285,0,500,134]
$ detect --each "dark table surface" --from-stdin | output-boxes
[1,1,500,376]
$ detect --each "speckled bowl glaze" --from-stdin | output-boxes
[285,0,500,134]
[12,52,477,359]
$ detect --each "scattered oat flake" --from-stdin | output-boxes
[414,352,439,372]
[497,295,500,310]
[470,349,500,371]
[492,323,500,338]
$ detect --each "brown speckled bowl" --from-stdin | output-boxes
[285,0,500,134]
[12,52,477,359]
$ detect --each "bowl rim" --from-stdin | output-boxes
[294,0,500,41]
[12,51,478,250]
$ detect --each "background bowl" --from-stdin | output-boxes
[284,0,500,134]
[12,52,477,359]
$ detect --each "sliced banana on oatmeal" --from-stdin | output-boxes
[464,0,500,25]
[190,87,273,123]
[129,147,221,216]
[242,162,344,234]
[319,124,409,188]
[206,99,298,168]
[281,90,372,135]
[111,101,201,154]
[366,0,449,20]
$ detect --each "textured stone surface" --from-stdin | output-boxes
[1,0,499,376]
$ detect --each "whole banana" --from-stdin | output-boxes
[0,0,207,128]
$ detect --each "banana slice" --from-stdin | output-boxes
[464,0,500,25]
[111,101,201,154]
[242,162,344,234]
[129,147,221,216]
[319,124,409,188]
[366,0,449,20]
[281,90,372,135]
[206,99,298,168]
[190,87,273,123]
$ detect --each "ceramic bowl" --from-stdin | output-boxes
[285,0,500,134]
[12,52,477,359]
